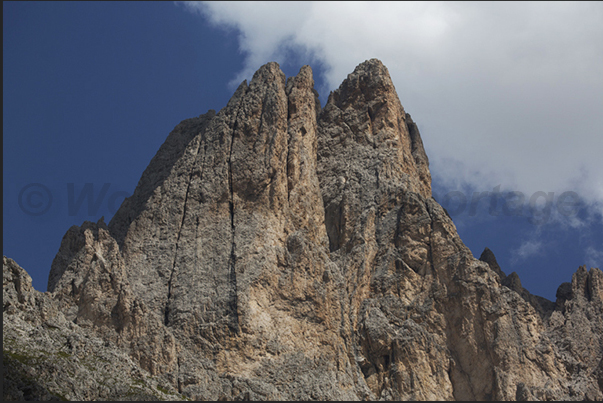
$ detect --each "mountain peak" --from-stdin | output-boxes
[4,60,603,401]
[352,57,390,77]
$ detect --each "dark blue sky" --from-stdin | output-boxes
[4,2,601,300]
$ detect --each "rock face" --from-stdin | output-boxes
[4,59,603,401]
[3,257,186,401]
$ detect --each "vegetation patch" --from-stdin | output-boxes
[5,349,36,365]
[55,351,71,359]
[132,378,146,386]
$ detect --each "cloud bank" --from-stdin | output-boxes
[182,2,603,221]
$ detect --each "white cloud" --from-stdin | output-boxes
[182,1,603,221]
[511,240,544,264]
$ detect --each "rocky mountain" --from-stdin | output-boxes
[4,59,603,401]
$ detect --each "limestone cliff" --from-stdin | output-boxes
[4,59,603,401]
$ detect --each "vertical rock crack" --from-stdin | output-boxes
[164,133,206,326]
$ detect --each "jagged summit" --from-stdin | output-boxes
[4,59,603,401]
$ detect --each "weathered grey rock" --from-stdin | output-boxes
[3,257,186,401]
[480,247,555,319]
[4,59,603,401]
[546,265,603,398]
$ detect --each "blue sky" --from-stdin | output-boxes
[4,2,602,300]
